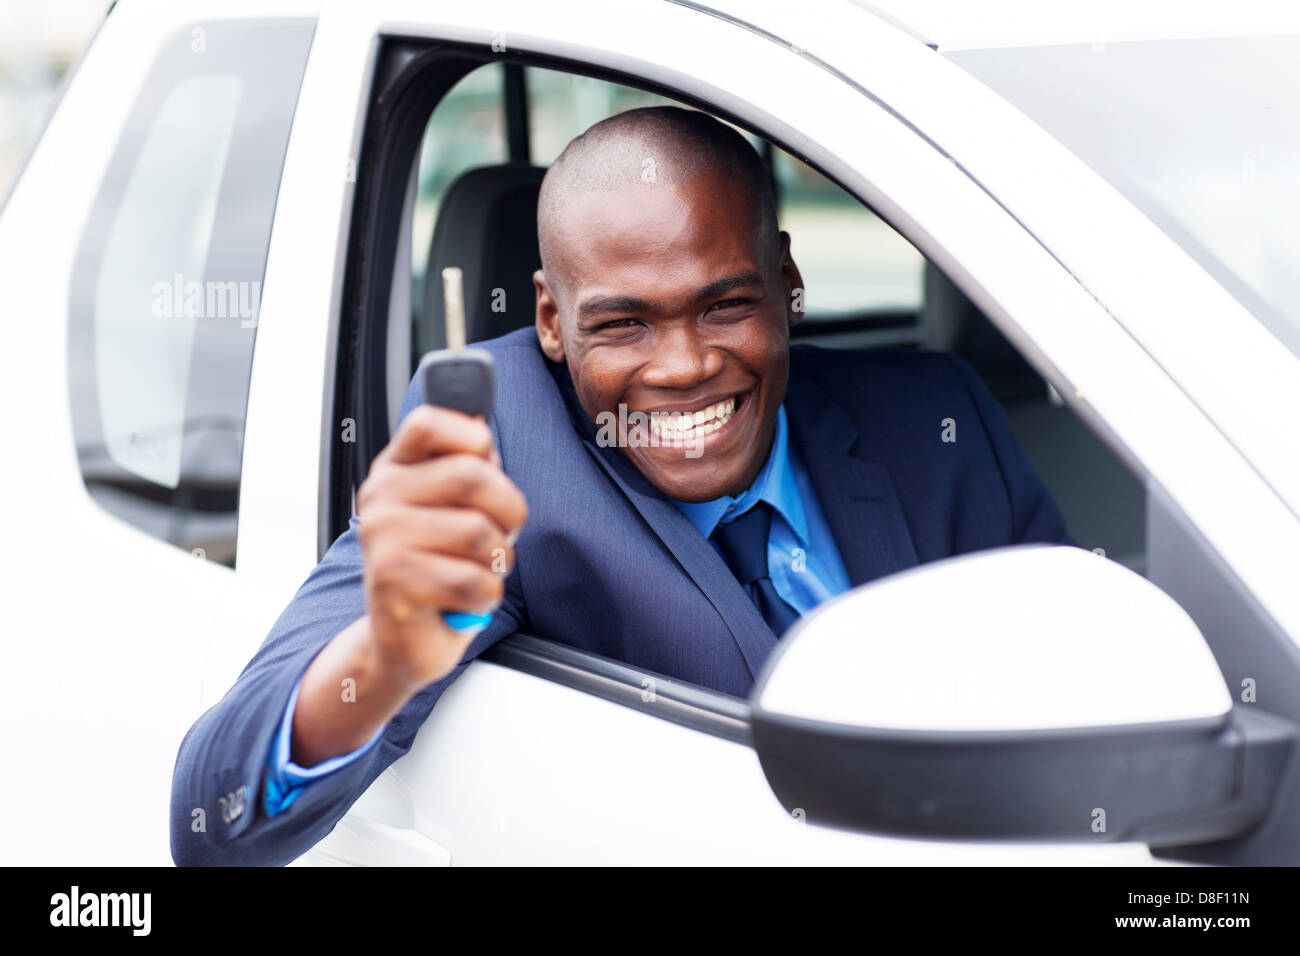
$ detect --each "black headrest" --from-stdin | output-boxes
[420,163,547,353]
[922,262,1044,405]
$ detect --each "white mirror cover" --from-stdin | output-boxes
[756,545,1232,731]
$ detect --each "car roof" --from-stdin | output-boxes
[850,0,1300,51]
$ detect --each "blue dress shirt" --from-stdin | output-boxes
[264,403,850,818]
[671,404,851,616]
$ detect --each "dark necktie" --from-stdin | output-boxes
[711,502,801,638]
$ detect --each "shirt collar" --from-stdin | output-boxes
[671,404,809,544]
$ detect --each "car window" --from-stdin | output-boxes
[950,35,1300,362]
[409,63,924,336]
[68,20,313,566]
[410,63,509,297]
[773,147,924,320]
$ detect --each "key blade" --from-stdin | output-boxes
[442,266,466,351]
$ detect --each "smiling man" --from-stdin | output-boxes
[170,107,1071,866]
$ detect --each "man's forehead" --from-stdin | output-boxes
[546,176,765,297]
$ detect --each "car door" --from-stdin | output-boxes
[252,0,1300,865]
[0,4,317,864]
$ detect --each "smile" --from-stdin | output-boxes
[646,393,744,445]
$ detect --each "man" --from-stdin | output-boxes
[170,107,1070,866]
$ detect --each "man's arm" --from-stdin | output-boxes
[169,538,522,865]
[170,384,527,866]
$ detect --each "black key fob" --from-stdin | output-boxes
[416,346,497,635]
[418,347,495,418]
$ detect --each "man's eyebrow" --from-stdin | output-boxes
[577,294,656,319]
[575,271,765,320]
[692,270,765,303]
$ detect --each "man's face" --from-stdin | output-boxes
[535,170,803,503]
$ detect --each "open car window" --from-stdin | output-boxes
[337,47,1148,723]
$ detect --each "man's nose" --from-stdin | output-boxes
[641,325,723,389]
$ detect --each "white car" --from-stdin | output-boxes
[2,0,1299,865]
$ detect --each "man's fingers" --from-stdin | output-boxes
[367,549,506,617]
[358,504,514,570]
[380,405,494,466]
[361,454,528,535]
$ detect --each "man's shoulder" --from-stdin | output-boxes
[476,326,548,366]
[790,342,973,404]
[477,327,560,403]
[475,329,580,459]
[400,327,559,428]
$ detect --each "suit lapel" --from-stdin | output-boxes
[550,361,775,682]
[784,363,919,587]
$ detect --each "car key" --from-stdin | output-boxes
[417,266,497,634]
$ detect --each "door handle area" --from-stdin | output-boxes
[293,814,452,867]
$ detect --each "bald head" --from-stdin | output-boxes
[537,107,779,300]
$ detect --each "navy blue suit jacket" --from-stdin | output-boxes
[170,328,1069,865]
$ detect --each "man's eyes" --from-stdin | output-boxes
[708,298,754,313]
[595,299,754,331]
[597,317,642,330]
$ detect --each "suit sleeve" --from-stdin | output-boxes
[946,353,1076,547]
[169,377,524,866]
[262,671,385,818]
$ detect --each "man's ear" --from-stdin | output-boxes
[534,269,566,362]
[777,231,805,330]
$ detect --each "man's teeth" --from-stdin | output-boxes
[648,396,737,441]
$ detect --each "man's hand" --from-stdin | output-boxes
[289,407,527,768]
[356,405,528,686]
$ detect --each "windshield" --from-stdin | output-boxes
[948,35,1300,360]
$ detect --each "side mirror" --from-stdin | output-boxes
[751,546,1294,847]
